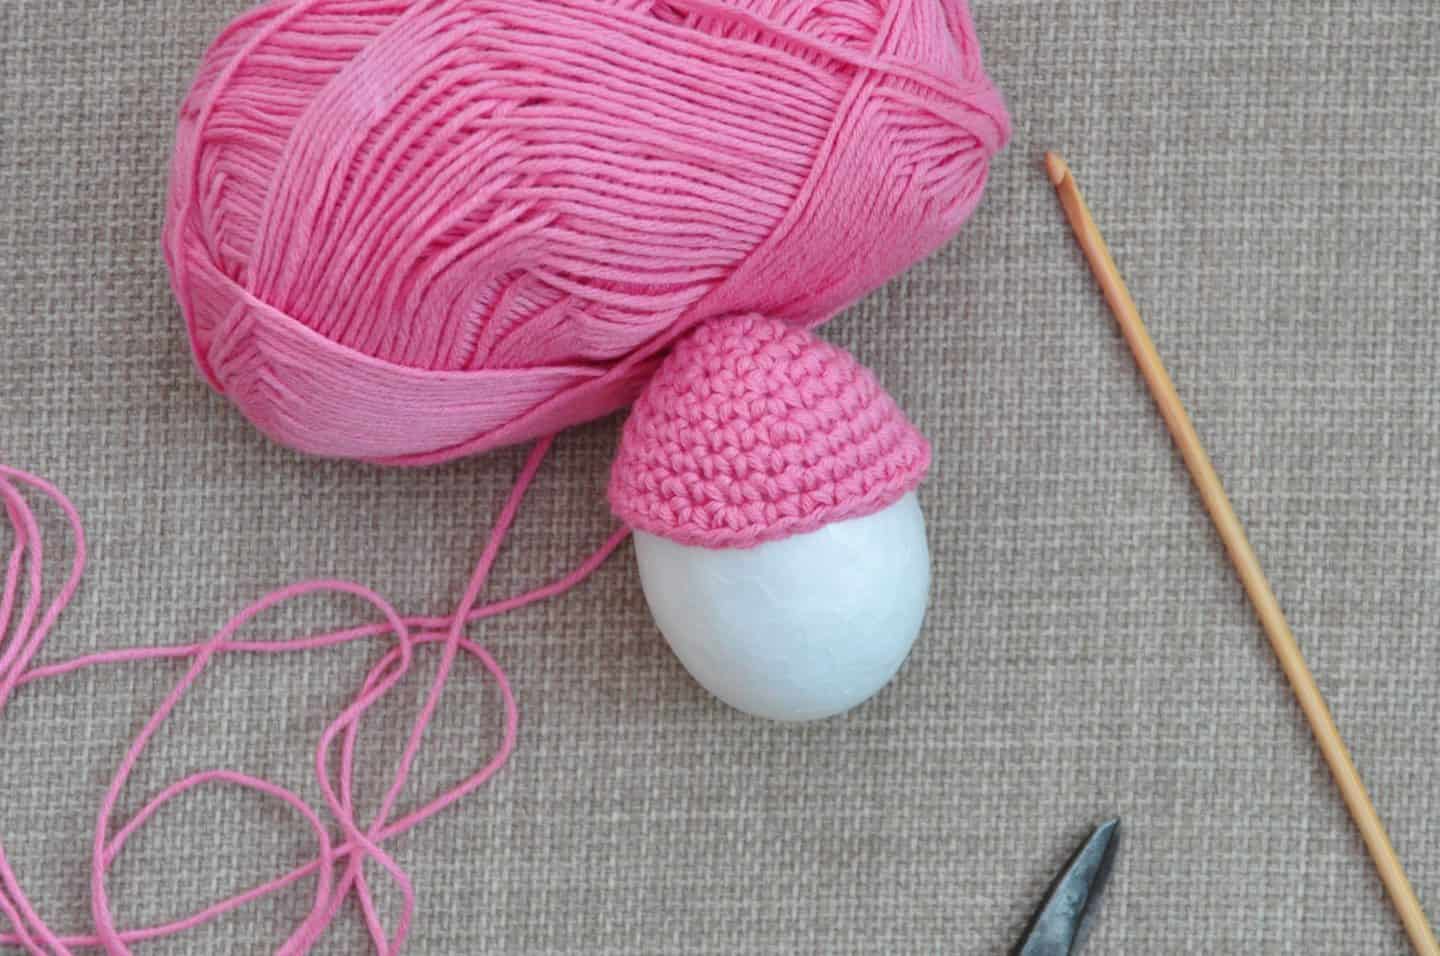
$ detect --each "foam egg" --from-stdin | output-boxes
[633,492,930,720]
[610,315,935,721]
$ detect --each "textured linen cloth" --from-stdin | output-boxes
[2,2,1438,953]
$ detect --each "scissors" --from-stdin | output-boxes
[1012,819,1121,955]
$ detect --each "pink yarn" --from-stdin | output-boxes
[0,456,628,953]
[609,313,930,548]
[1,2,1007,949]
[164,0,1007,464]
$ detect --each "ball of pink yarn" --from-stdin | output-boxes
[164,0,1008,465]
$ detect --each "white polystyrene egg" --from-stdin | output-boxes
[633,492,931,721]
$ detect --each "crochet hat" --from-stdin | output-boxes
[609,315,930,549]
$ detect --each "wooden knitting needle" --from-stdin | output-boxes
[1044,151,1440,956]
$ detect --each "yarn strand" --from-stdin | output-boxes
[0,452,629,954]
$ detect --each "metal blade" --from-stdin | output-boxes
[1013,818,1121,956]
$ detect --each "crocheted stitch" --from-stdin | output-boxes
[609,315,930,549]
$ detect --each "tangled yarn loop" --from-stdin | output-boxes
[165,0,1008,464]
[0,453,629,954]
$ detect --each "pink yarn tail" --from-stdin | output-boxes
[0,451,628,954]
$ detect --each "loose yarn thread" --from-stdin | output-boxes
[0,451,628,953]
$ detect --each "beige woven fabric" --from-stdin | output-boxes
[3,2,1438,953]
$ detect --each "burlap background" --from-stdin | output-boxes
[3,2,1438,952]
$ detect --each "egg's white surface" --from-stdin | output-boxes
[633,493,931,721]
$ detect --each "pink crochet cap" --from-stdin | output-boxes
[609,315,930,549]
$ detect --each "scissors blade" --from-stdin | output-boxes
[1013,818,1121,956]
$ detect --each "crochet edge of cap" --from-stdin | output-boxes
[608,316,931,550]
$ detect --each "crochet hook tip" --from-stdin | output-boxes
[1043,151,1070,188]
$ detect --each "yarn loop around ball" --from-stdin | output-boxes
[165,0,1008,463]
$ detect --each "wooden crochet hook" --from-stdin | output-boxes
[1044,151,1439,956]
